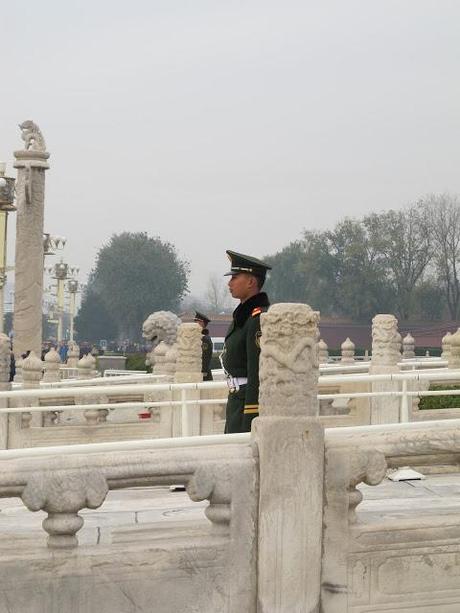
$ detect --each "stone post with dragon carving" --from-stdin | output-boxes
[13,121,50,359]
[369,314,401,424]
[173,323,203,436]
[252,303,324,612]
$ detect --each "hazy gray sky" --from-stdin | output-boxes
[1,1,460,295]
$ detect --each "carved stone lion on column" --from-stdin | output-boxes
[142,311,181,375]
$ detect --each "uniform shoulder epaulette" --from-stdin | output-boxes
[251,307,263,317]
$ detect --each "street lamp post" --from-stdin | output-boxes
[68,278,79,341]
[0,162,16,334]
[54,260,68,343]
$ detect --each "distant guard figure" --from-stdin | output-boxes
[194,311,213,381]
[221,250,271,433]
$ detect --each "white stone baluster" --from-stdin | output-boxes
[318,338,329,364]
[448,329,460,369]
[253,303,324,612]
[21,351,43,428]
[441,331,452,360]
[402,332,415,359]
[21,470,108,549]
[43,347,60,382]
[340,337,355,364]
[66,341,80,369]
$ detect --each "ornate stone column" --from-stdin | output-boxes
[318,338,329,364]
[369,314,401,424]
[13,121,49,359]
[172,323,203,436]
[402,332,415,359]
[253,303,324,612]
[340,337,355,364]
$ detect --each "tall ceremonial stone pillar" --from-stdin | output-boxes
[253,303,324,612]
[13,121,49,359]
[370,314,401,424]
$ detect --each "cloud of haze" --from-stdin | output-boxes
[1,0,459,295]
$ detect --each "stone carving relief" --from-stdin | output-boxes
[19,120,47,152]
[259,303,320,416]
[370,314,400,369]
[142,310,181,375]
[21,469,108,548]
[66,341,80,368]
[175,323,202,374]
[187,463,232,534]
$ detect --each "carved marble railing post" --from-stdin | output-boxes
[0,334,11,448]
[13,355,23,383]
[441,331,452,360]
[42,348,62,425]
[253,303,324,612]
[173,323,203,436]
[340,337,355,364]
[21,351,43,429]
[76,355,102,425]
[43,347,60,382]
[13,121,49,360]
[402,332,415,359]
[369,314,401,424]
[318,338,329,364]
[448,329,460,369]
[21,469,108,548]
[66,341,80,369]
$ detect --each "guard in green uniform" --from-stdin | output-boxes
[194,311,213,381]
[221,250,271,433]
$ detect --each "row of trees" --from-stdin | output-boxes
[75,232,189,342]
[264,193,460,322]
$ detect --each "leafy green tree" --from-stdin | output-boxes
[89,232,189,340]
[74,286,118,342]
[364,207,432,320]
[421,194,460,319]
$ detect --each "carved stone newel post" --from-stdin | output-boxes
[441,331,452,361]
[340,337,355,364]
[173,323,203,436]
[448,329,460,369]
[370,314,401,424]
[13,121,49,359]
[253,303,324,612]
[66,341,80,369]
[402,333,415,359]
[318,338,329,364]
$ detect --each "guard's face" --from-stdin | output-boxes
[228,273,256,300]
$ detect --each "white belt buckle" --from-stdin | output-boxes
[226,377,240,393]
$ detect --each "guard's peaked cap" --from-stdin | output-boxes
[224,250,272,278]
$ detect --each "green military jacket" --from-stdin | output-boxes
[201,331,213,381]
[222,292,270,432]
